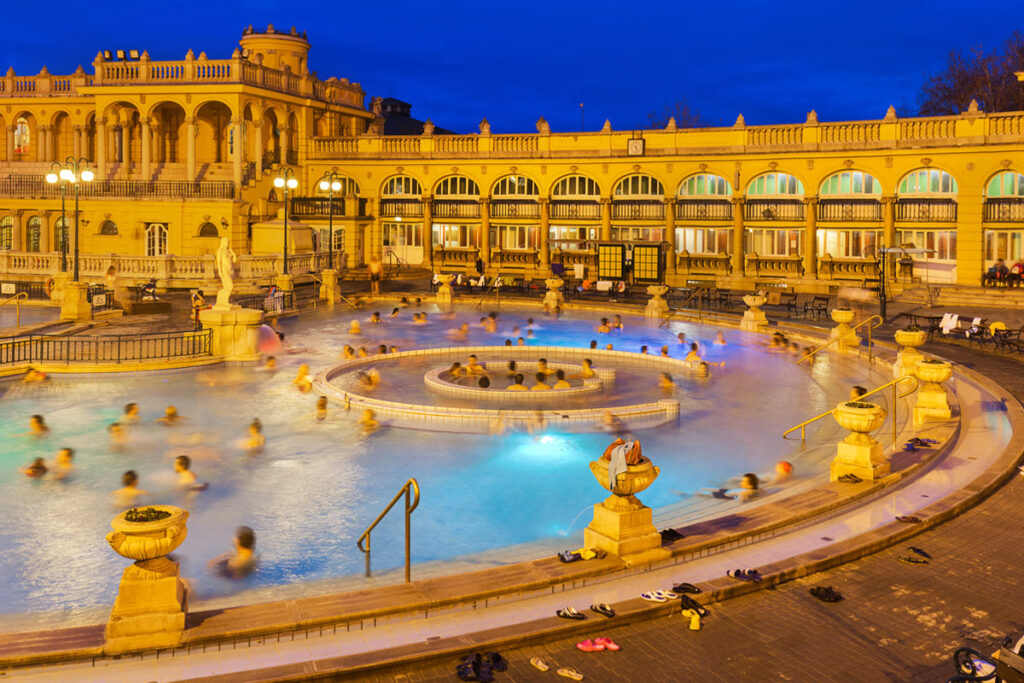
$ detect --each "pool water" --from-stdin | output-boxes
[0,305,876,618]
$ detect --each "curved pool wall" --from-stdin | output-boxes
[0,304,886,621]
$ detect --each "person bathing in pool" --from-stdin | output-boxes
[698,473,760,503]
[208,526,258,579]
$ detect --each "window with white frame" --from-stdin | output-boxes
[492,175,538,197]
[816,229,881,258]
[896,229,957,261]
[146,223,168,256]
[550,225,596,251]
[434,176,480,197]
[490,224,537,250]
[26,216,41,252]
[431,223,477,248]
[746,172,804,196]
[382,222,419,248]
[317,227,346,251]
[984,231,1023,263]
[675,227,731,254]
[819,170,882,196]
[0,216,12,250]
[551,175,600,197]
[745,228,802,256]
[382,175,422,196]
[899,169,958,195]
[613,174,664,197]
[678,173,732,197]
[611,226,664,242]
[987,171,1024,197]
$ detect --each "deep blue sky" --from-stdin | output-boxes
[3,0,1020,134]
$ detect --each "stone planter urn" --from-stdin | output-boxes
[893,328,927,379]
[643,285,670,318]
[913,359,953,425]
[435,274,456,305]
[828,308,860,353]
[584,457,670,565]
[542,277,565,312]
[740,293,768,331]
[104,505,190,654]
[830,400,890,482]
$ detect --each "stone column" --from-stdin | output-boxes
[479,198,491,270]
[5,126,13,162]
[422,197,433,267]
[122,123,131,171]
[96,119,107,179]
[279,125,289,164]
[253,120,264,179]
[882,194,896,282]
[140,119,151,181]
[231,118,243,195]
[600,196,612,241]
[185,117,196,180]
[665,197,677,275]
[73,125,82,159]
[539,197,551,270]
[11,210,23,251]
[38,212,50,253]
[731,197,745,276]
[37,126,49,162]
[803,195,818,279]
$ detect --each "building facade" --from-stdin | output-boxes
[2,27,1024,292]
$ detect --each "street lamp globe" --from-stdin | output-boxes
[286,178,298,190]
[273,177,285,188]
[45,173,59,184]
[59,168,74,182]
[330,181,341,192]
[318,180,330,191]
[80,169,94,182]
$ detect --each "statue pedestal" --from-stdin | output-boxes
[200,307,264,361]
[435,275,456,305]
[913,360,953,426]
[584,503,669,566]
[643,285,670,318]
[829,309,860,354]
[543,277,565,312]
[104,557,188,654]
[319,269,338,303]
[829,401,890,482]
[49,272,71,306]
[739,294,768,332]
[274,274,294,293]
[59,281,92,322]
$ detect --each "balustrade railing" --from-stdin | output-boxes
[896,198,958,222]
[745,254,804,277]
[743,199,805,221]
[433,200,481,219]
[676,251,732,276]
[816,199,883,222]
[490,200,540,219]
[290,196,348,217]
[380,198,424,218]
[611,200,665,221]
[492,135,539,156]
[984,198,1024,222]
[432,247,478,266]
[0,329,212,365]
[817,256,880,281]
[550,200,601,221]
[433,136,477,155]
[0,175,233,200]
[675,200,732,221]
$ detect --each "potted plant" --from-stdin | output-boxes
[894,325,926,348]
[106,505,189,563]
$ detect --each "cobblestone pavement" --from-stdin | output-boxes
[348,343,1024,683]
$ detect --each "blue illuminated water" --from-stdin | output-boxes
[0,305,866,618]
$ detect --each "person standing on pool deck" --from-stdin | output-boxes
[367,256,383,296]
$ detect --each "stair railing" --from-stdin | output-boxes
[797,314,884,366]
[475,273,504,309]
[356,478,420,582]
[308,273,358,309]
[0,292,29,329]
[659,287,707,327]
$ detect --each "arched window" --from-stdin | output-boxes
[99,220,119,236]
[320,176,360,196]
[197,222,218,238]
[434,176,480,197]
[55,217,69,252]
[551,175,600,197]
[0,216,12,250]
[146,223,168,256]
[492,175,538,197]
[678,174,732,197]
[26,216,41,252]
[382,176,421,196]
[820,170,882,196]
[899,169,958,195]
[986,170,1024,197]
[14,117,30,154]
[746,172,804,196]
[614,174,664,197]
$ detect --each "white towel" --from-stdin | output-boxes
[573,264,585,280]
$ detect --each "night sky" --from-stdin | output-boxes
[3,0,1020,134]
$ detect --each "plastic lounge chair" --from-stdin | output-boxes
[939,314,959,336]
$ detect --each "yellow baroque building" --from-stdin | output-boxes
[2,25,1024,294]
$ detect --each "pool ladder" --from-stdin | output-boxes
[0,292,29,329]
[357,478,420,582]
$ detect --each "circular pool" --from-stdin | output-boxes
[0,304,884,621]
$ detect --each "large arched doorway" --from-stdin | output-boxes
[146,223,168,256]
[195,101,232,166]
[149,102,187,164]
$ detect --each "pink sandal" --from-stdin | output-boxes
[594,637,620,651]
[576,639,605,652]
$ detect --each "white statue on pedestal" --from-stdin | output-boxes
[214,237,237,310]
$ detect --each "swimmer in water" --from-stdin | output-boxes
[553,369,571,389]
[112,470,149,508]
[342,345,356,360]
[315,396,329,421]
[448,323,470,341]
[21,457,48,477]
[801,346,815,367]
[590,340,598,349]
[640,345,649,355]
[358,408,379,434]
[121,403,141,424]
[601,411,626,435]
[505,361,518,377]
[504,339,513,346]
[174,454,207,491]
[484,312,498,334]
[357,368,381,390]
[51,448,75,480]
[658,372,675,391]
[22,368,48,383]
[606,343,614,351]
[517,337,526,346]
[370,311,382,324]
[537,358,554,375]
[579,358,595,379]
[156,406,183,425]
[772,460,794,484]
[357,346,369,358]
[390,345,398,353]
[530,372,552,391]
[596,318,611,334]
[293,364,313,393]
[612,315,623,330]
[27,414,50,436]
[349,319,362,334]
[714,332,727,346]
[377,344,388,355]
[465,355,488,375]
[850,385,868,401]
[700,473,760,503]
[109,422,127,449]
[684,343,702,362]
[391,307,400,318]
[677,332,687,345]
[208,526,257,579]
[244,419,265,452]
[447,362,466,378]
[506,373,528,391]
[261,356,277,371]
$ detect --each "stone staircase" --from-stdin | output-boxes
[896,283,1024,309]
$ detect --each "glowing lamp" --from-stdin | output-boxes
[80,170,94,182]
[45,173,58,184]
[273,177,285,188]
[59,168,74,181]
[331,181,341,192]
[286,178,298,190]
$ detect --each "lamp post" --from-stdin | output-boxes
[316,171,344,271]
[273,168,298,275]
[45,157,94,282]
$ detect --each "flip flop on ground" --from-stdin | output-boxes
[556,606,587,620]
[594,637,621,651]
[898,555,929,565]
[908,546,932,559]
[895,515,922,523]
[672,582,701,594]
[557,667,585,680]
[590,603,616,618]
[810,586,843,602]
[530,657,549,672]
[679,594,708,616]
[641,591,667,602]
[577,639,605,652]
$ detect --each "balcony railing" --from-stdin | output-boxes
[0,175,234,200]
[745,254,804,277]
[380,198,423,218]
[743,200,805,222]
[290,196,348,217]
[984,198,1024,223]
[611,200,665,221]
[490,200,540,220]
[675,200,732,221]
[0,329,212,365]
[550,200,601,221]
[432,200,480,219]
[676,251,732,276]
[896,198,958,222]
[816,199,883,222]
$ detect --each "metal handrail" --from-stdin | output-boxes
[308,273,358,309]
[796,314,884,365]
[383,249,407,272]
[659,287,707,327]
[356,478,420,582]
[782,374,919,448]
[475,272,505,309]
[0,292,29,329]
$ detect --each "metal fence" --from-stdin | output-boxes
[0,281,48,300]
[232,291,294,313]
[0,329,213,365]
[0,175,234,200]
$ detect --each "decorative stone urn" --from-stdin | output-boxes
[828,308,860,353]
[643,285,670,318]
[542,277,565,312]
[435,274,456,304]
[830,400,890,482]
[894,328,927,379]
[740,293,768,332]
[104,505,190,654]
[913,358,953,425]
[584,457,671,566]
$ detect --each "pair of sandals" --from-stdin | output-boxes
[576,637,621,652]
[531,659,585,680]
[837,473,863,483]
[678,594,708,616]
[640,589,678,602]
[672,582,701,594]
[727,568,762,582]
[557,604,616,620]
[456,653,507,682]
[809,586,843,603]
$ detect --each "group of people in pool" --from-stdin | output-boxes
[446,356,596,392]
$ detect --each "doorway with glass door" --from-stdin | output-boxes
[382,221,423,266]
